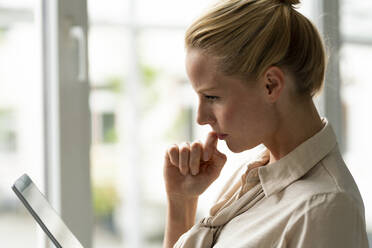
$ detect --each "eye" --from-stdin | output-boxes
[204,95,219,101]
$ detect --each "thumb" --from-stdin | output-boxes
[211,147,227,170]
[204,148,226,179]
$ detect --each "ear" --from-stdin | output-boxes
[261,66,285,103]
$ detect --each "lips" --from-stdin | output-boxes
[217,133,228,140]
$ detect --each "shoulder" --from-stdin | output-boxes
[283,146,365,213]
[279,191,369,248]
[291,191,359,216]
[281,153,367,231]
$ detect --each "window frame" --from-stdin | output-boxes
[41,0,93,247]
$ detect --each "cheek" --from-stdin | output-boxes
[225,101,262,132]
[217,103,240,127]
[239,102,274,139]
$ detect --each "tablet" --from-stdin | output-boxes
[12,174,84,248]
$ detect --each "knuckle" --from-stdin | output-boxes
[189,153,200,167]
[180,162,188,169]
[191,141,202,148]
[190,162,199,171]
[180,145,190,154]
[189,155,199,165]
[169,147,178,157]
[180,163,189,174]
[168,144,178,153]
[202,147,210,156]
[189,162,199,175]
[190,148,201,163]
[179,151,189,164]
[191,141,202,150]
[167,146,179,165]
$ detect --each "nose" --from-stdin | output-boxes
[196,103,215,126]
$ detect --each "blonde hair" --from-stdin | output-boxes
[185,0,326,97]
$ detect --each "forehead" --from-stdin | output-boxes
[185,49,222,90]
[185,49,256,95]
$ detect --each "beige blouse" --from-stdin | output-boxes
[174,118,369,248]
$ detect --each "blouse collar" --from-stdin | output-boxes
[258,117,338,197]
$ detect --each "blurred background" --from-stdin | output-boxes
[0,0,371,247]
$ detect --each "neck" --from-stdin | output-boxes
[265,99,324,165]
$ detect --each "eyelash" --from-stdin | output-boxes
[204,95,219,101]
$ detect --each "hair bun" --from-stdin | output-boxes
[280,0,300,5]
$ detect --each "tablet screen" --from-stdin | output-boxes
[12,174,84,248]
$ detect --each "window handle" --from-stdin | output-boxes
[70,26,87,83]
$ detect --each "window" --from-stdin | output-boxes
[0,0,44,247]
[87,0,222,247]
[340,0,372,241]
[0,109,17,152]
[3,0,371,247]
[92,112,117,144]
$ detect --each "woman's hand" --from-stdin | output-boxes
[163,131,227,199]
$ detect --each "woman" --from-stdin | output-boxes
[163,0,368,247]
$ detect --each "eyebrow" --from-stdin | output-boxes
[196,86,220,93]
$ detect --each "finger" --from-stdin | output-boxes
[212,148,227,170]
[206,149,227,179]
[164,150,171,168]
[167,144,179,167]
[179,142,190,175]
[189,141,202,175]
[203,132,218,161]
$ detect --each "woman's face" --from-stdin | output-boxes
[185,49,274,153]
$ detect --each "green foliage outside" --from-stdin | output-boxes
[0,28,7,43]
[103,127,118,143]
[92,184,120,219]
[140,64,158,88]
[139,64,161,114]
[0,108,12,115]
[94,64,161,144]
[106,76,124,93]
[96,63,159,95]
[94,76,124,93]
[0,108,17,152]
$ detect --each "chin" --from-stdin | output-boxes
[226,142,246,153]
[226,140,257,153]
